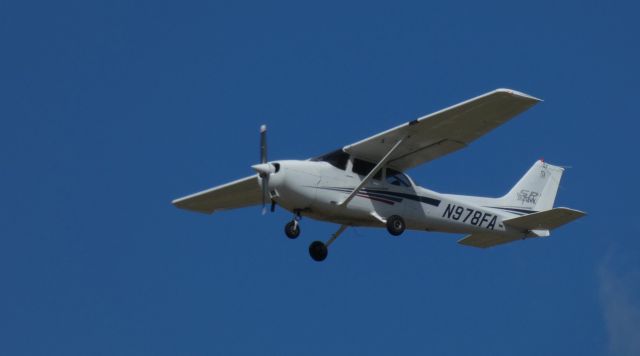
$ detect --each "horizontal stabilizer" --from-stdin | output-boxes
[458,208,586,248]
[457,233,521,248]
[503,207,586,231]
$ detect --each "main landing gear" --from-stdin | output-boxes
[283,213,405,262]
[386,215,406,236]
[308,241,328,262]
[309,225,348,262]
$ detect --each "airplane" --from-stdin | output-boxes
[172,88,586,262]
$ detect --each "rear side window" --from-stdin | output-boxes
[352,158,382,180]
[311,149,349,170]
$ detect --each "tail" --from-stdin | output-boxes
[459,160,585,248]
[498,160,564,211]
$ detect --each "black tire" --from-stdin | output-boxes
[285,221,300,239]
[309,241,328,262]
[386,215,406,236]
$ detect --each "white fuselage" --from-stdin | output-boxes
[265,160,524,239]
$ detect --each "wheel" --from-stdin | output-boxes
[285,221,300,239]
[309,241,328,262]
[386,215,405,236]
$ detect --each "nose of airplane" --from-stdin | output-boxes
[251,163,275,176]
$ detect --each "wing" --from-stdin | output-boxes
[343,88,541,171]
[172,175,261,214]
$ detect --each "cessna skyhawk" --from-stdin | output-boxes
[173,89,585,261]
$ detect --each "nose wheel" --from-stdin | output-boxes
[284,212,302,239]
[284,220,300,239]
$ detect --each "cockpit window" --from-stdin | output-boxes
[311,149,349,170]
[386,168,412,187]
[352,158,382,180]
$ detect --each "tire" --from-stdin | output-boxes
[309,241,328,262]
[386,215,406,236]
[285,221,300,239]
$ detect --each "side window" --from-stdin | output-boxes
[386,168,411,187]
[311,149,349,170]
[352,158,382,180]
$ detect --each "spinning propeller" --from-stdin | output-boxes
[251,125,276,214]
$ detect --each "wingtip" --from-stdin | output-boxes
[494,88,543,102]
[171,195,191,208]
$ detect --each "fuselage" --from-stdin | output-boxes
[264,158,524,239]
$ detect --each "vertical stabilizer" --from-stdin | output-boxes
[499,160,564,211]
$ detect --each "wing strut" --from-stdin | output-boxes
[339,137,406,207]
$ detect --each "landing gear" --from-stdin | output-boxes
[285,220,300,239]
[308,225,348,262]
[284,210,348,262]
[386,215,406,236]
[284,211,302,239]
[309,241,328,261]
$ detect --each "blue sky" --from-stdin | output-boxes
[1,1,639,355]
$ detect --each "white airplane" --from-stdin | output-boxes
[173,89,585,261]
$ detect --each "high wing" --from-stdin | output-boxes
[343,88,541,171]
[172,175,261,214]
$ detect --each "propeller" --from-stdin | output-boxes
[251,124,274,214]
[260,124,267,164]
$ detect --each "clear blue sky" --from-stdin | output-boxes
[2,1,639,355]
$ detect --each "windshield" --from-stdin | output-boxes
[310,149,349,170]
[386,168,413,187]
